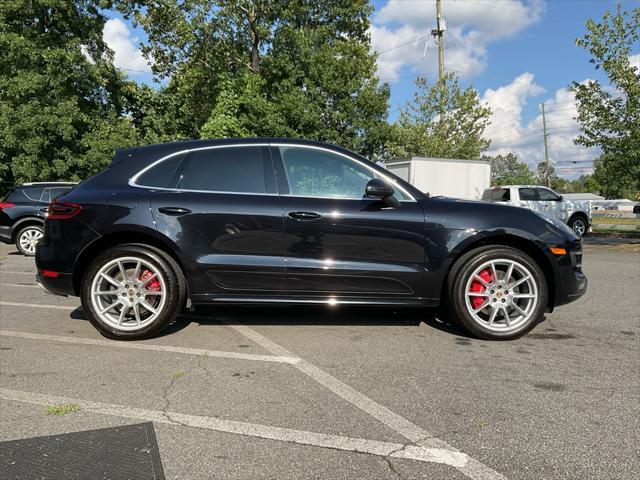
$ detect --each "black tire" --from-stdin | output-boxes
[446,246,548,340]
[568,214,588,238]
[81,244,186,340]
[15,224,43,256]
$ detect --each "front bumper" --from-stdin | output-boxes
[551,243,588,307]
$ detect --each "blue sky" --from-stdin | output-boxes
[104,0,639,178]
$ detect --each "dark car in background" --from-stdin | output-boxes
[35,139,587,341]
[0,182,76,255]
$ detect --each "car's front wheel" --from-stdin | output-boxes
[15,225,43,256]
[447,246,548,340]
[568,215,588,237]
[81,245,185,340]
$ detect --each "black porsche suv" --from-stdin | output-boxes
[35,139,587,340]
[0,182,76,255]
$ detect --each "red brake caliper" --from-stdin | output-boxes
[139,269,161,292]
[469,269,493,309]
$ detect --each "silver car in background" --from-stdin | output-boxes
[482,185,592,237]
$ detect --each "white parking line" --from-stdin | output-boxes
[0,301,75,310]
[0,330,299,364]
[0,387,469,469]
[1,301,506,479]
[0,271,35,275]
[1,283,38,288]
[224,321,506,480]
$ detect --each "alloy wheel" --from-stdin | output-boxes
[19,228,43,255]
[572,219,586,237]
[90,256,167,331]
[464,258,539,333]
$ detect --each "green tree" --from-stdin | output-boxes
[535,162,568,192]
[566,174,601,194]
[571,5,640,199]
[120,0,390,158]
[483,153,536,186]
[387,74,491,160]
[0,0,141,191]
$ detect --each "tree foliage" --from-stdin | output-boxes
[571,4,640,199]
[0,0,141,191]
[119,0,390,158]
[387,74,491,160]
[482,153,536,186]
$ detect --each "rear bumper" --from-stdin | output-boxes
[36,272,74,297]
[0,225,12,243]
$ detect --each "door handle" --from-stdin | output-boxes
[288,211,322,221]
[158,207,192,216]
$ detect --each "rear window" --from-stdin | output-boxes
[483,188,510,201]
[136,155,185,188]
[21,186,45,201]
[177,146,267,194]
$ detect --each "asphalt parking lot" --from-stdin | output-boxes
[0,238,638,479]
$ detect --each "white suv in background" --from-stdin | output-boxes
[482,185,592,237]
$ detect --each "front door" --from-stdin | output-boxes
[150,144,285,301]
[271,144,427,301]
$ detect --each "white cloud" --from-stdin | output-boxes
[103,18,151,73]
[630,53,640,70]
[483,73,599,178]
[371,0,544,81]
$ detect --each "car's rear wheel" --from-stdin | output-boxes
[15,225,43,256]
[81,245,184,340]
[447,246,547,340]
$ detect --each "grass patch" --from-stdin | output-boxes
[592,216,640,225]
[45,403,81,416]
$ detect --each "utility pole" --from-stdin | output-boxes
[541,102,550,187]
[431,0,446,84]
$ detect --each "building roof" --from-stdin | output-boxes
[563,193,605,200]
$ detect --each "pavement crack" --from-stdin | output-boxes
[159,356,203,429]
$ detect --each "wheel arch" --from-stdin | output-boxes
[72,230,186,296]
[442,232,557,310]
[12,217,44,242]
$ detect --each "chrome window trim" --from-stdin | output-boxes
[129,142,416,201]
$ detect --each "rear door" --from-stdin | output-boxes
[148,144,285,301]
[271,144,427,300]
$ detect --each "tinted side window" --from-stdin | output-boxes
[536,188,560,201]
[21,187,45,201]
[40,189,51,203]
[519,188,537,201]
[490,188,510,201]
[137,154,184,188]
[178,147,266,194]
[49,187,72,200]
[278,146,409,200]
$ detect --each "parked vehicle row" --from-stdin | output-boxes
[31,139,586,341]
[0,182,77,255]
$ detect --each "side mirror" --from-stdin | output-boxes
[365,178,400,208]
[557,195,563,201]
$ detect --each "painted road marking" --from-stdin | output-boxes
[0,387,469,469]
[1,283,38,288]
[0,271,35,275]
[0,301,75,310]
[0,330,299,365]
[223,320,506,480]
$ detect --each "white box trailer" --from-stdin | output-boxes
[386,157,491,200]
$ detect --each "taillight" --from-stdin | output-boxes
[47,201,82,220]
[0,202,15,210]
